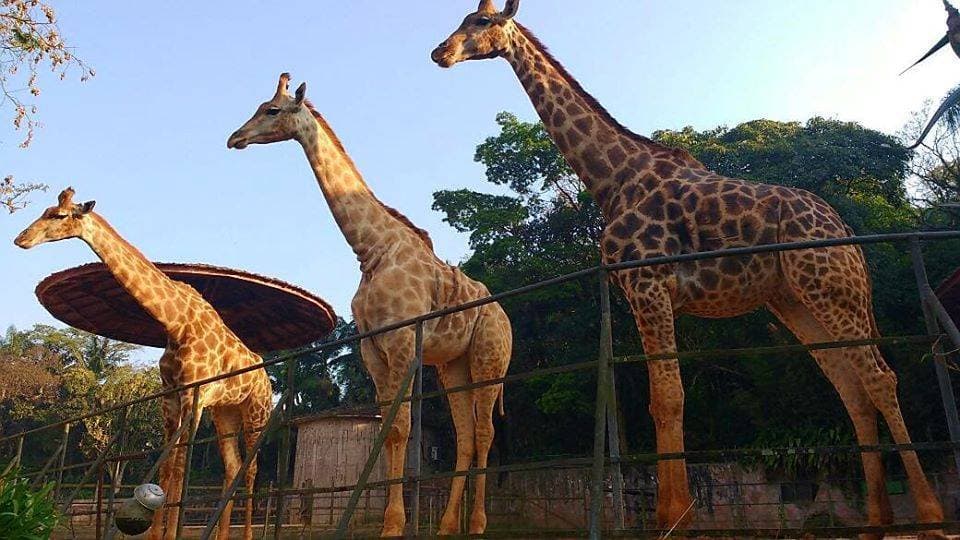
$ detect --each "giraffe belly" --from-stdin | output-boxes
[674,255,782,318]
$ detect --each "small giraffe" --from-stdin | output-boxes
[433,1,945,536]
[14,188,272,540]
[227,74,513,537]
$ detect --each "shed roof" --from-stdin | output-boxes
[936,266,960,323]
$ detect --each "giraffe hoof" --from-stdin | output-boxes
[380,525,404,538]
[438,523,460,536]
[469,514,487,535]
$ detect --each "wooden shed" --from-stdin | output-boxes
[289,412,387,527]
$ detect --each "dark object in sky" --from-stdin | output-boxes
[903,1,960,149]
[36,262,337,352]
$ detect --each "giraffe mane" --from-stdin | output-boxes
[514,23,705,170]
[302,100,435,251]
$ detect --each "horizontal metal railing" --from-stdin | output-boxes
[4,230,960,539]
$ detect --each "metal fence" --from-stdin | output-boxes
[4,231,960,538]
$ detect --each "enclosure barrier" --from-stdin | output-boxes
[4,231,960,538]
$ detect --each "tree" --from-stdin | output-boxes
[1,0,93,213]
[0,324,155,479]
[80,365,162,491]
[901,101,960,217]
[267,318,375,415]
[23,324,138,376]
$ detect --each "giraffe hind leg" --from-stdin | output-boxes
[240,390,269,540]
[465,305,512,535]
[780,247,944,533]
[767,292,893,539]
[211,406,244,540]
[437,354,475,536]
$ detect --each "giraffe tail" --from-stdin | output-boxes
[497,384,505,417]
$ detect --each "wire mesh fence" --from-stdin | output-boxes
[4,231,960,538]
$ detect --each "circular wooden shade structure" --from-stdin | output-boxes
[36,263,337,353]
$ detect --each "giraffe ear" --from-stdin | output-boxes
[294,82,307,106]
[77,201,96,215]
[501,0,519,19]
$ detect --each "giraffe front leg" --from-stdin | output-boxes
[381,393,411,538]
[147,395,180,540]
[359,338,411,538]
[627,281,693,530]
[162,389,203,540]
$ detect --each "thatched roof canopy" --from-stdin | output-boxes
[36,263,336,353]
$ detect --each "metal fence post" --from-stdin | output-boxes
[599,274,625,531]
[2,434,24,478]
[54,422,69,499]
[274,357,298,539]
[589,269,611,540]
[96,463,104,539]
[105,406,129,537]
[910,236,960,475]
[334,341,420,540]
[176,388,202,539]
[409,321,425,536]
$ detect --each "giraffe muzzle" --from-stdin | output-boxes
[13,231,35,249]
[431,45,455,68]
[227,131,249,150]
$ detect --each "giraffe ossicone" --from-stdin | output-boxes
[228,74,513,537]
[434,1,946,536]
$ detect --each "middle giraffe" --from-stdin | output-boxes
[227,74,512,537]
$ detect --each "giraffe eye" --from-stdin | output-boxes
[266,107,281,116]
[475,16,492,26]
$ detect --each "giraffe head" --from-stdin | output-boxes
[227,73,311,150]
[431,0,520,68]
[14,187,96,249]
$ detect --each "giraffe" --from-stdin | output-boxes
[432,1,946,536]
[14,188,273,540]
[227,73,513,537]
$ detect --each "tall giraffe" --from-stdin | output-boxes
[14,188,272,540]
[433,1,945,536]
[227,74,513,537]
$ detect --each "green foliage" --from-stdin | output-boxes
[747,425,856,480]
[654,117,910,209]
[0,468,59,539]
[433,112,960,475]
[268,318,375,414]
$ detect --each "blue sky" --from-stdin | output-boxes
[2,1,958,359]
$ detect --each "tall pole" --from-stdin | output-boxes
[599,273,625,530]
[910,236,960,475]
[274,357,298,539]
[409,322,425,536]
[589,269,611,539]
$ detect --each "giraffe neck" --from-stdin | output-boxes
[297,113,420,269]
[82,214,186,334]
[504,23,701,218]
